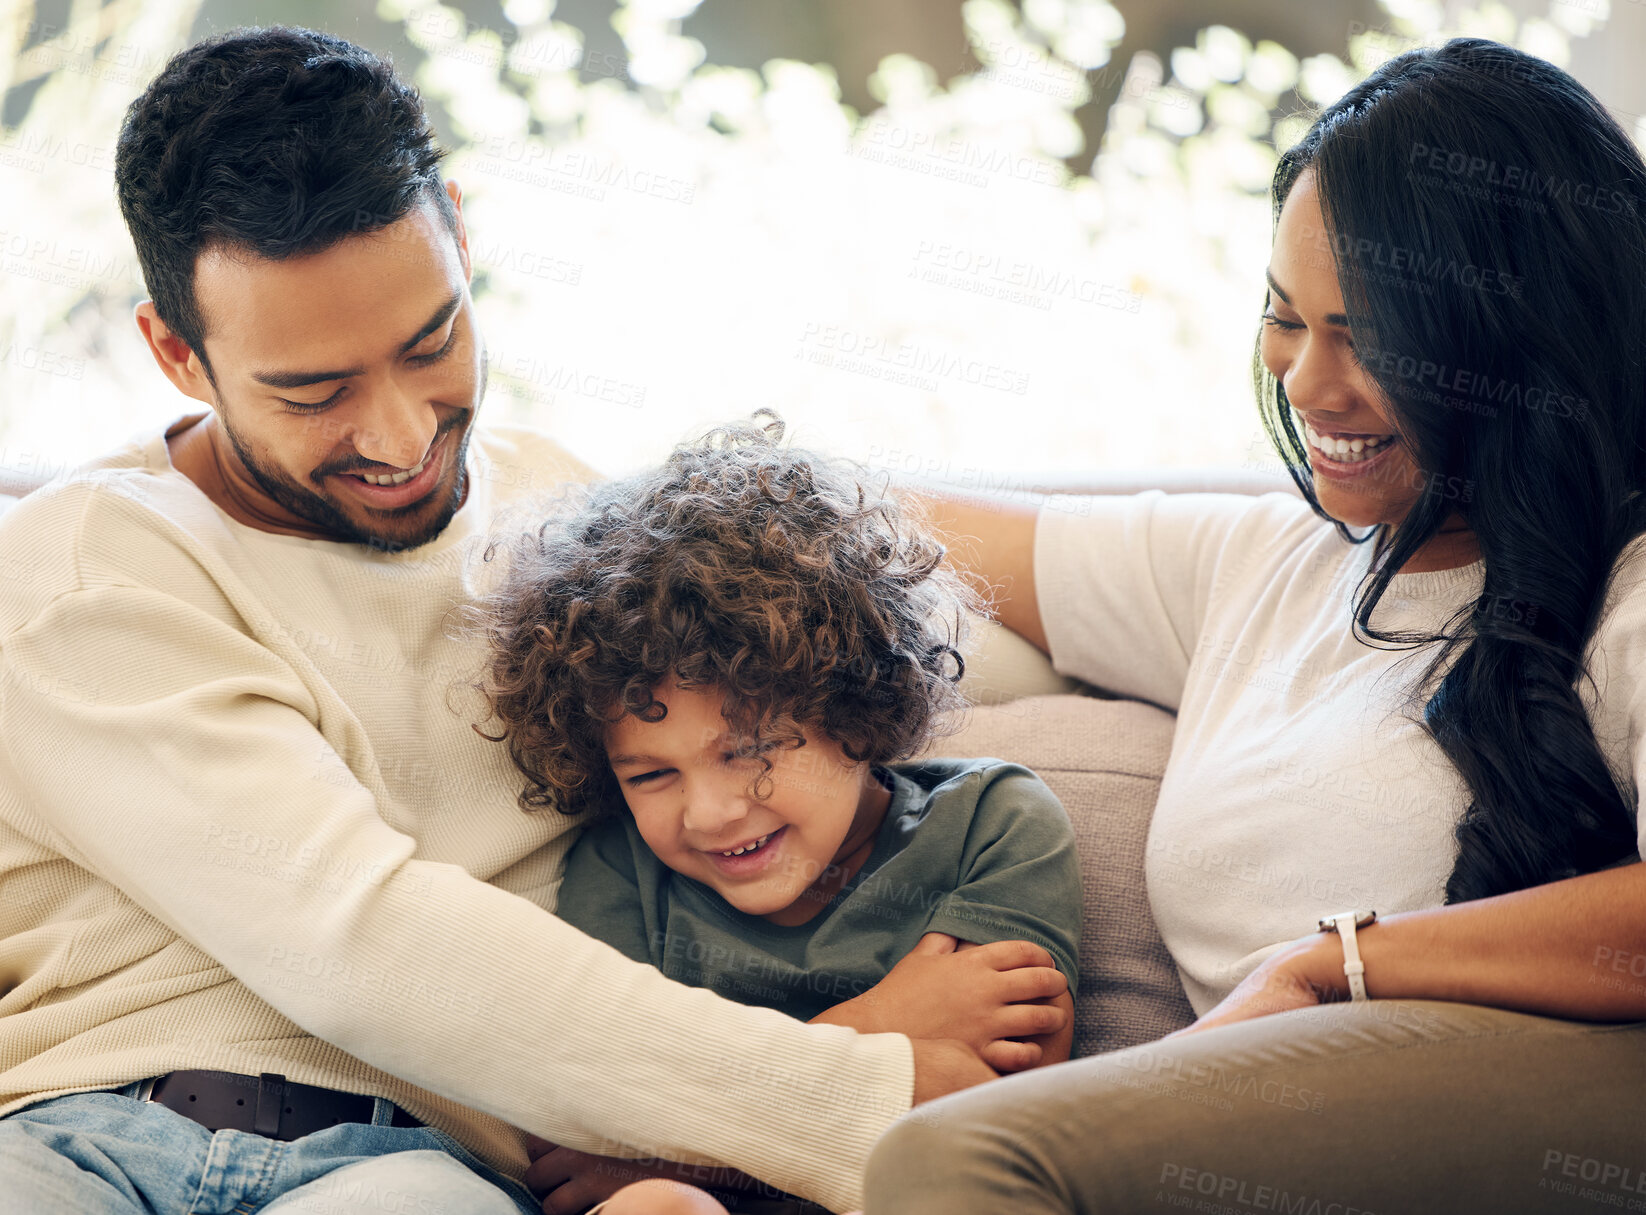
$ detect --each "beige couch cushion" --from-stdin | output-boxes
[922,694,1197,1058]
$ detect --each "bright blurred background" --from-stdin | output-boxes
[2,0,1641,485]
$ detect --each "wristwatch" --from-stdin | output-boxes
[1317,910,1377,1001]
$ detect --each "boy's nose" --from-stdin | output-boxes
[681,781,749,840]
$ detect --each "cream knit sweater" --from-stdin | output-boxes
[0,414,913,1214]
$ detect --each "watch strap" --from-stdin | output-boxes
[1320,910,1375,1001]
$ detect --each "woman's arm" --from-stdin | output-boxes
[1183,860,1646,1033]
[900,487,1048,653]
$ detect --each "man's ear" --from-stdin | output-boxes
[134,302,215,406]
[444,178,472,283]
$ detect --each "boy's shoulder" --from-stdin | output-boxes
[884,755,1063,822]
[877,755,1072,862]
[563,808,650,870]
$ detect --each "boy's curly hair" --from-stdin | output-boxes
[474,412,979,816]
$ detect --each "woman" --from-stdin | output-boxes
[863,38,1646,1214]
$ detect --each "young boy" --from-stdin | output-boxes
[476,415,1083,1214]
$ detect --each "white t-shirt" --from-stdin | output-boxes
[1035,490,1646,1014]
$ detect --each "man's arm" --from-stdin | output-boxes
[0,572,931,1213]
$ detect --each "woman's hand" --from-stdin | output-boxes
[810,931,1069,1071]
[1168,935,1342,1038]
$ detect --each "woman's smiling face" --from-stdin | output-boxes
[1260,168,1476,567]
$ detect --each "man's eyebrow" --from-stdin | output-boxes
[1265,269,1349,327]
[250,291,464,390]
[396,290,463,355]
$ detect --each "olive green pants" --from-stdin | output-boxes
[863,1000,1646,1215]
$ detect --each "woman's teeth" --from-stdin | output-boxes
[1305,424,1395,464]
[720,832,772,857]
[359,453,429,486]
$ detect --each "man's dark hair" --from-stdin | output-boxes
[114,26,457,380]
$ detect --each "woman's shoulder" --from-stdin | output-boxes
[1039,486,1320,536]
[1037,486,1336,590]
[1592,532,1646,640]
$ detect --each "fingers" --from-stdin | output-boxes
[912,931,960,955]
[541,1182,599,1215]
[524,1134,559,1163]
[524,1147,578,1195]
[980,1038,1043,1072]
[958,938,1056,972]
[993,963,1069,1003]
[987,999,1067,1039]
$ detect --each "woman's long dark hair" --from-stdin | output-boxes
[1256,38,1646,903]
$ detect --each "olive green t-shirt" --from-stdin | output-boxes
[554,756,1082,1023]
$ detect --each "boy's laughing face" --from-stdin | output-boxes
[605,679,892,925]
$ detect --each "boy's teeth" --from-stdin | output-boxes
[360,454,428,486]
[720,832,772,857]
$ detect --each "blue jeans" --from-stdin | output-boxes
[0,1078,543,1214]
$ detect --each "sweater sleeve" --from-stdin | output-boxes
[0,575,911,1214]
[1032,490,1279,711]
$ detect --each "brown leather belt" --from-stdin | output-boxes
[148,1070,423,1141]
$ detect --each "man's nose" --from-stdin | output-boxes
[350,385,438,471]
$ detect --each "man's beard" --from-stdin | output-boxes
[210,348,489,553]
[222,412,473,553]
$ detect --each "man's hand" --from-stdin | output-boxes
[810,932,1069,1071]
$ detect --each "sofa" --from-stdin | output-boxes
[0,456,1300,1061]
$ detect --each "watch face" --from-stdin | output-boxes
[1319,911,1375,932]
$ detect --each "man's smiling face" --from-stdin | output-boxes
[180,183,484,551]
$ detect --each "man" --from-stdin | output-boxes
[0,26,1039,1214]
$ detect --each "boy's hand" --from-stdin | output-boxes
[525,1136,685,1214]
[524,1134,768,1213]
[810,931,1068,1071]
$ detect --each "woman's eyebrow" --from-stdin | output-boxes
[1265,269,1350,327]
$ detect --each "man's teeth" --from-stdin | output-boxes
[720,832,773,857]
[1304,424,1396,463]
[359,454,429,486]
